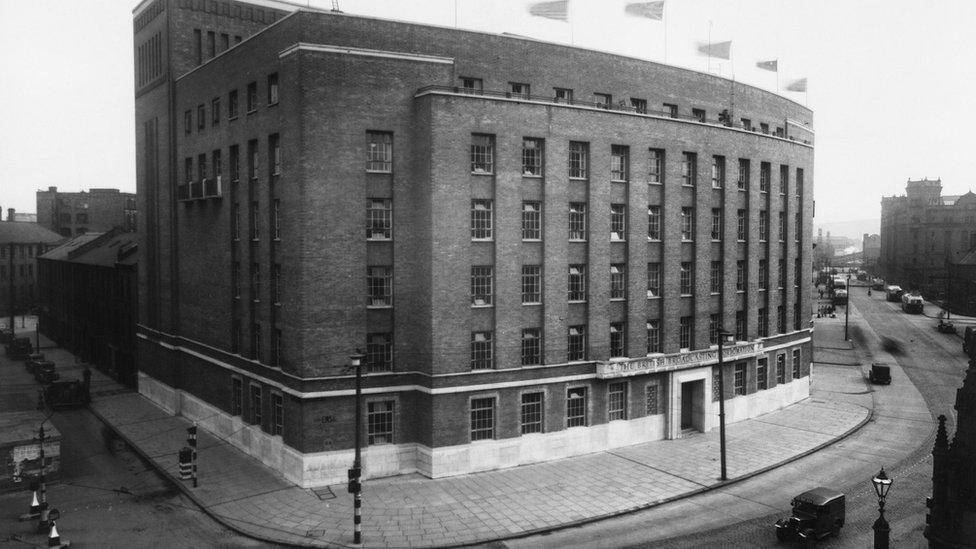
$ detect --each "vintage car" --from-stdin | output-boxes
[33,361,60,384]
[871,280,886,291]
[5,337,32,359]
[44,380,89,409]
[775,487,845,545]
[25,352,46,372]
[936,319,957,334]
[965,326,976,359]
[869,363,892,385]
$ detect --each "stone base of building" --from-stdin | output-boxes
[138,368,810,487]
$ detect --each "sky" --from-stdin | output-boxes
[2,0,975,238]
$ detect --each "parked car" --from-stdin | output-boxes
[25,353,46,372]
[775,487,845,545]
[869,363,892,385]
[0,328,13,344]
[5,337,32,359]
[871,280,885,291]
[964,326,976,359]
[936,319,957,334]
[33,361,60,384]
[44,380,89,409]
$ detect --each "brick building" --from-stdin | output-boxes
[38,230,139,387]
[880,179,976,297]
[134,0,815,486]
[0,213,63,320]
[862,233,880,272]
[36,187,138,238]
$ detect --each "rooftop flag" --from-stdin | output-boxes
[786,78,808,92]
[697,40,731,59]
[756,59,778,72]
[528,0,569,21]
[625,1,665,20]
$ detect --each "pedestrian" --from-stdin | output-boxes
[819,288,824,299]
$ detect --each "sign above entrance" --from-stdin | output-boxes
[596,342,763,379]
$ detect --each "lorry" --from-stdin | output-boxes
[775,487,846,545]
[901,292,924,314]
[885,285,904,302]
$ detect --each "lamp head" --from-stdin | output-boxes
[872,467,893,501]
[349,349,365,368]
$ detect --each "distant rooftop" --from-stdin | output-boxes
[0,221,64,245]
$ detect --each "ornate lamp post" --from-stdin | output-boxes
[872,467,893,549]
[716,328,734,481]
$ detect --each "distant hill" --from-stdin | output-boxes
[814,218,880,241]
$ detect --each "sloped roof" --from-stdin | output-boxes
[957,248,976,266]
[39,233,104,261]
[0,222,64,245]
[39,231,137,267]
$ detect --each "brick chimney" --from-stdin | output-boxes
[7,208,13,222]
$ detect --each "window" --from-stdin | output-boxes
[193,29,202,64]
[758,308,769,338]
[759,162,771,192]
[509,82,530,99]
[776,354,786,383]
[680,262,692,295]
[76,213,89,224]
[248,139,259,179]
[471,199,493,240]
[648,205,661,240]
[711,156,725,188]
[738,159,750,190]
[197,153,208,182]
[777,305,787,334]
[611,145,629,181]
[273,330,283,367]
[630,98,647,114]
[207,30,215,58]
[470,397,495,440]
[663,103,678,118]
[795,213,802,242]
[610,204,626,241]
[647,263,661,298]
[521,329,541,366]
[759,211,769,241]
[269,134,281,175]
[470,134,494,174]
[569,141,588,178]
[470,266,493,306]
[645,382,661,415]
[366,333,393,372]
[778,212,786,241]
[692,108,706,122]
[250,201,259,240]
[249,384,262,425]
[796,168,804,196]
[367,400,394,444]
[568,325,586,361]
[197,104,205,130]
[610,323,626,358]
[522,265,542,304]
[734,363,746,395]
[366,199,392,240]
[792,349,801,379]
[569,202,587,240]
[735,310,747,341]
[608,381,627,420]
[568,265,587,302]
[228,89,239,119]
[758,260,768,290]
[779,164,789,194]
[272,263,281,303]
[471,332,493,369]
[735,261,746,292]
[795,258,802,287]
[646,320,661,353]
[211,97,220,125]
[554,87,573,102]
[710,261,722,294]
[681,207,695,241]
[648,149,664,184]
[522,138,544,176]
[757,358,768,390]
[711,208,722,240]
[567,387,588,427]
[520,392,544,434]
[709,314,719,345]
[522,202,542,240]
[737,209,746,241]
[267,73,279,105]
[366,131,393,172]
[246,82,257,113]
[610,264,626,300]
[367,266,392,307]
[459,77,483,93]
[213,149,223,181]
[231,377,243,415]
[760,122,770,134]
[594,93,612,109]
[681,152,697,186]
[778,259,787,288]
[679,317,693,349]
[271,392,283,436]
[229,144,240,181]
[741,118,752,131]
[221,33,229,51]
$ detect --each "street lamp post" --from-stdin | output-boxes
[844,273,852,340]
[347,351,365,546]
[872,467,893,549]
[717,328,734,481]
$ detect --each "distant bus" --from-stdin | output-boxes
[885,285,904,302]
[901,293,924,314]
[833,289,849,305]
[832,277,847,291]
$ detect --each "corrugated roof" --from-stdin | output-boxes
[0,222,64,245]
[38,231,138,267]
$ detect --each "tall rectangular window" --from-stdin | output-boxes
[711,156,725,188]
[778,259,787,288]
[521,328,542,366]
[207,30,216,58]
[778,212,787,241]
[735,310,747,341]
[679,317,693,349]
[610,323,626,358]
[229,144,240,181]
[608,382,627,420]
[272,263,281,303]
[736,261,746,292]
[711,208,722,240]
[367,198,392,240]
[778,305,787,334]
[648,149,664,184]
[470,134,494,174]
[366,333,393,372]
[611,145,629,182]
[568,264,587,301]
[610,264,626,300]
[249,384,262,425]
[737,209,746,240]
[271,392,283,435]
[470,266,493,306]
[680,262,692,295]
[470,332,493,369]
[246,81,257,113]
[646,382,661,415]
[367,400,395,444]
[734,363,746,395]
[681,207,695,241]
[269,134,281,175]
[522,201,542,240]
[760,162,771,192]
[610,204,626,241]
[569,203,587,240]
[759,259,768,290]
[647,263,661,298]
[522,265,541,304]
[250,201,259,240]
[646,320,661,353]
[759,211,769,241]
[267,72,279,105]
[758,308,769,338]
[566,387,588,427]
[197,104,206,130]
[681,152,697,186]
[776,354,786,383]
[471,199,493,240]
[779,164,789,194]
[709,314,719,345]
[231,377,243,415]
[792,349,801,379]
[795,213,802,242]
[367,266,392,307]
[568,325,586,361]
[212,97,221,125]
[569,141,588,179]
[184,109,192,133]
[757,358,768,390]
[796,168,804,196]
[520,392,544,434]
[470,397,495,440]
[271,199,280,240]
[738,158,750,190]
[366,131,393,172]
[710,261,722,293]
[522,138,544,176]
[648,205,661,240]
[194,28,202,64]
[229,89,239,118]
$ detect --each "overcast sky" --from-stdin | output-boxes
[2,0,974,236]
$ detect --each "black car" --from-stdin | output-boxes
[869,363,891,385]
[775,487,845,545]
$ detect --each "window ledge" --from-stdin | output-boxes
[648,181,663,186]
[522,238,542,243]
[522,302,542,306]
[568,300,587,304]
[471,304,493,308]
[268,101,279,107]
[569,176,588,181]
[367,305,393,309]
[367,238,392,242]
[470,171,494,176]
[610,297,626,302]
[611,179,628,184]
[647,295,660,299]
[521,174,544,179]
[569,239,587,243]
[648,238,662,242]
[366,170,393,174]
[471,239,494,243]
[229,116,238,121]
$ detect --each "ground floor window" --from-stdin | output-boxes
[566,387,588,427]
[470,397,495,441]
[520,392,544,434]
[368,400,395,444]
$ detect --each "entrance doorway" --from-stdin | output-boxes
[680,380,704,432]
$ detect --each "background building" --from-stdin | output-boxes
[134,0,814,486]
[880,179,976,296]
[36,186,138,238]
[0,212,63,320]
[38,230,139,387]
[862,233,880,273]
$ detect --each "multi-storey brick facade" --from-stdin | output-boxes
[880,178,976,298]
[36,187,138,238]
[0,217,63,320]
[134,0,815,486]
